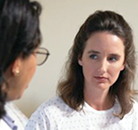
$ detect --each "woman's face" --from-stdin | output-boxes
[78,32,125,92]
[6,51,37,101]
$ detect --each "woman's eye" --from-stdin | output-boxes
[90,54,98,59]
[109,57,117,61]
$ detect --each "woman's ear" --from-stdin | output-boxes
[120,63,125,71]
[11,57,21,76]
[78,54,83,66]
[78,59,82,66]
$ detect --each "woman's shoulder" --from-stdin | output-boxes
[34,96,73,116]
[39,96,66,109]
[126,99,138,117]
[26,97,76,129]
[132,99,138,110]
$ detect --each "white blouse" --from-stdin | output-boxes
[0,102,28,130]
[25,96,138,130]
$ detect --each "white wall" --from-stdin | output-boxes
[14,0,138,117]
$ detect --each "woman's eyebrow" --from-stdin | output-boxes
[88,50,100,54]
[109,53,121,58]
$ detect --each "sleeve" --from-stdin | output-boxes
[25,108,51,130]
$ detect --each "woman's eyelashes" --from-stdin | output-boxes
[108,57,118,62]
[108,54,120,62]
[89,54,98,59]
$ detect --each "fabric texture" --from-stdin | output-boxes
[25,96,138,130]
[0,102,28,130]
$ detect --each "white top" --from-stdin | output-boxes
[25,96,138,130]
[0,102,28,130]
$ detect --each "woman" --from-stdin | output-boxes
[0,0,49,129]
[25,10,138,130]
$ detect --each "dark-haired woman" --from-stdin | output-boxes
[0,0,49,129]
[26,10,138,130]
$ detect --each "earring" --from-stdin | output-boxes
[15,69,19,76]
[13,68,20,76]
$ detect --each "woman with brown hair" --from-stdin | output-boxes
[26,10,138,130]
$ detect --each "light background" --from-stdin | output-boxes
[14,0,138,117]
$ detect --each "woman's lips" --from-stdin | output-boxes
[94,76,108,83]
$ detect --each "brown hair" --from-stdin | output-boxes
[57,10,136,119]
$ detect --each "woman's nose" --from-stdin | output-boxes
[98,59,108,74]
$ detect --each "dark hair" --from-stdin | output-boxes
[57,10,136,119]
[0,0,41,118]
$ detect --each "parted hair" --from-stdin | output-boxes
[0,0,41,118]
[57,10,136,119]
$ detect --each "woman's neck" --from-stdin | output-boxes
[84,86,114,110]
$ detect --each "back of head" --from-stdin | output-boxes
[0,0,41,118]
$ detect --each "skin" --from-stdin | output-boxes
[78,32,125,110]
[5,51,37,101]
